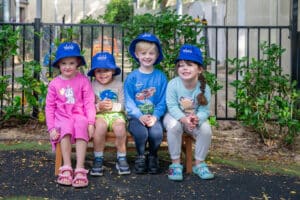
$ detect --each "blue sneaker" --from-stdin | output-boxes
[90,156,104,176]
[192,162,214,180]
[168,163,183,181]
[116,156,131,175]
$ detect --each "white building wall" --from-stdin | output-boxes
[26,0,109,23]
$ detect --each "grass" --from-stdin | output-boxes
[160,149,300,177]
[209,154,300,177]
[0,141,50,151]
[0,141,299,177]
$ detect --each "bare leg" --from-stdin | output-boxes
[61,135,72,167]
[75,139,87,169]
[72,139,88,186]
[112,119,127,153]
[172,158,181,164]
[58,135,72,185]
[93,117,108,152]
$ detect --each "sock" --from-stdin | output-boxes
[117,152,126,159]
[94,151,103,158]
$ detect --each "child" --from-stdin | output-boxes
[87,52,130,176]
[45,42,95,188]
[124,33,168,174]
[163,44,214,181]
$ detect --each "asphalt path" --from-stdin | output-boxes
[0,150,299,200]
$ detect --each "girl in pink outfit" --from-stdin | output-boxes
[45,42,95,188]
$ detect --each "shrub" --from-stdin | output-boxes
[0,25,20,119]
[228,42,300,145]
[103,0,133,24]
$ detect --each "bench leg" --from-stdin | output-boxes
[184,136,193,173]
[55,143,62,176]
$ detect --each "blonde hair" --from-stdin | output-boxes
[135,41,158,54]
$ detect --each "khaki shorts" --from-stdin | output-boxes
[96,112,126,131]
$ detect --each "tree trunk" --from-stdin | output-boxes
[160,0,169,10]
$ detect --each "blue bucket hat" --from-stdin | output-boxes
[175,44,203,65]
[52,42,86,68]
[87,52,121,76]
[129,33,164,65]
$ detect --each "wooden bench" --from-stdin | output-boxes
[54,132,194,175]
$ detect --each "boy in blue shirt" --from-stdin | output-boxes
[124,33,167,174]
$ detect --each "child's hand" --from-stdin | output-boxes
[139,115,148,126]
[145,115,157,127]
[180,116,196,131]
[189,114,199,126]
[88,124,95,139]
[50,129,60,141]
[139,115,157,127]
[98,99,113,111]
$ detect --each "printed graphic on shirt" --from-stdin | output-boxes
[135,81,144,90]
[179,96,195,114]
[65,86,75,104]
[135,87,156,114]
[59,88,65,96]
[99,89,118,102]
[58,86,75,104]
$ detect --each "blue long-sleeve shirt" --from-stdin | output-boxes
[124,69,167,120]
[166,76,211,126]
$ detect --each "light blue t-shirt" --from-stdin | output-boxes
[166,76,211,126]
[124,68,168,119]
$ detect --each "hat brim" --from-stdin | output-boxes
[175,56,203,66]
[129,38,164,65]
[87,65,121,77]
[52,55,86,68]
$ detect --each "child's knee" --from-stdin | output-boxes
[112,120,126,133]
[165,121,182,136]
[61,134,71,142]
[163,113,182,131]
[199,121,212,136]
[95,118,109,130]
[96,117,107,125]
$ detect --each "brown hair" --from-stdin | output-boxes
[176,60,208,106]
[197,72,208,105]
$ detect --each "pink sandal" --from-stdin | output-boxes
[57,165,73,186]
[72,168,89,188]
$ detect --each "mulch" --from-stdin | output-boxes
[0,150,299,200]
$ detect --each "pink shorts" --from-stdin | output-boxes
[51,113,89,151]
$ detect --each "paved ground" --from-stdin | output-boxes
[0,150,299,200]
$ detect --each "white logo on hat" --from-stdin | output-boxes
[97,54,107,60]
[182,48,193,54]
[142,33,152,38]
[64,44,74,50]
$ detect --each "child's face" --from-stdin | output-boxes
[177,60,203,82]
[135,46,158,69]
[94,68,114,85]
[58,57,79,79]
